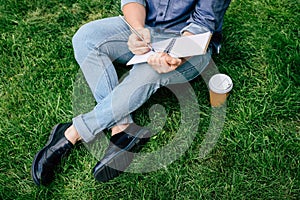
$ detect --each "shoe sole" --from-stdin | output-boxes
[93,149,134,182]
[93,128,150,182]
[31,124,62,186]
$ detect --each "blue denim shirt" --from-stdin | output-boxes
[121,0,231,53]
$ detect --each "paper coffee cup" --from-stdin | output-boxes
[208,74,233,107]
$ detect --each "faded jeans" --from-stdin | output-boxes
[72,16,211,143]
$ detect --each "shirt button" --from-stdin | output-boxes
[158,12,163,17]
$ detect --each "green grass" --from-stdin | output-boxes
[0,0,299,199]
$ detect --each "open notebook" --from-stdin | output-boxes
[127,31,212,65]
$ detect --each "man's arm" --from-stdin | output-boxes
[182,0,231,35]
[121,1,151,55]
[181,0,231,54]
[122,2,146,30]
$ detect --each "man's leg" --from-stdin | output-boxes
[73,47,211,143]
[31,16,134,186]
[87,49,212,182]
[66,16,135,143]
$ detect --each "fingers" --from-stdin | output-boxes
[165,55,182,68]
[128,34,149,54]
[147,52,182,74]
[139,28,151,44]
[148,52,169,66]
[127,28,151,55]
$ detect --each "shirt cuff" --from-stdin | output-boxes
[180,23,211,35]
[121,0,146,8]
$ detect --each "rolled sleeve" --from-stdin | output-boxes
[180,23,211,35]
[187,0,231,33]
[121,0,146,8]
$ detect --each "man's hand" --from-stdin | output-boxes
[127,28,151,55]
[147,52,182,74]
[147,31,194,73]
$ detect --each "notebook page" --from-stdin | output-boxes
[126,32,211,65]
[169,32,212,58]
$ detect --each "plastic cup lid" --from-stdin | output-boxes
[209,74,233,94]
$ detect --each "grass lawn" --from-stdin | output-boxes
[0,0,299,199]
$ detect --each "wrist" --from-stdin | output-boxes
[132,26,145,30]
[182,31,194,36]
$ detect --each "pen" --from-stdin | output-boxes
[119,15,155,52]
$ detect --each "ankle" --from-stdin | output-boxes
[64,125,81,145]
[111,124,130,136]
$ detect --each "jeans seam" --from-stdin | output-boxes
[94,27,131,51]
[95,52,115,94]
[95,39,129,51]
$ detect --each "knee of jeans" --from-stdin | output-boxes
[72,22,104,65]
[72,26,89,64]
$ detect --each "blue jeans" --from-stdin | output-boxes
[72,16,211,143]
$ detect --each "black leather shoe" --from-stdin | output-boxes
[31,123,73,186]
[92,123,151,182]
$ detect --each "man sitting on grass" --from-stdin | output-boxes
[31,0,231,186]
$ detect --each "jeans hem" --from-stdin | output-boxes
[72,114,95,143]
